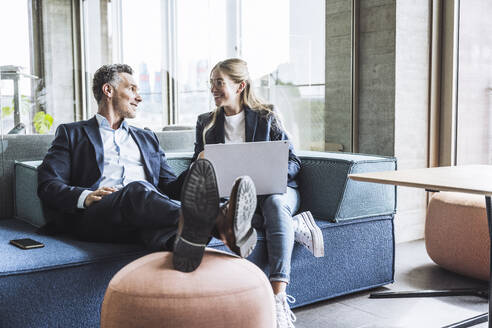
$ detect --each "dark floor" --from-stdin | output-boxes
[292,239,489,328]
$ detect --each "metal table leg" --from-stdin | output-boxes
[487,196,491,328]
[440,196,491,328]
[370,196,492,328]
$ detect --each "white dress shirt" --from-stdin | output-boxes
[77,114,147,208]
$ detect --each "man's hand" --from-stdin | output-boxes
[198,151,205,159]
[84,186,118,208]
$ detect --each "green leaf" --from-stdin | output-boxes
[33,111,54,134]
[33,111,45,123]
[20,95,31,103]
[45,113,54,125]
[1,106,14,118]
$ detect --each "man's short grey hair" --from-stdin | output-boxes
[92,64,133,103]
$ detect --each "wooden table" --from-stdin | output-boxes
[349,165,492,328]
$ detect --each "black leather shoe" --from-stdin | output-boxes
[173,159,220,272]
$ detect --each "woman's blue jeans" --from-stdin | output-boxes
[256,187,300,284]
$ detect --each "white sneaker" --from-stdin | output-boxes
[275,292,296,328]
[293,211,324,257]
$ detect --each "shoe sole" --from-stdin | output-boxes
[229,176,257,258]
[302,211,324,257]
[173,159,219,272]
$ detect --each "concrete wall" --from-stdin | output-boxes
[323,1,430,241]
[325,0,352,152]
[358,0,396,157]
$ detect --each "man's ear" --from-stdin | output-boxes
[103,83,113,98]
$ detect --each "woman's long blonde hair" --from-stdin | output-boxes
[202,58,279,145]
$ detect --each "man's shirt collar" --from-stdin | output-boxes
[95,113,129,131]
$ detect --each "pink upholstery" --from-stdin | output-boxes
[425,192,489,281]
[101,249,275,328]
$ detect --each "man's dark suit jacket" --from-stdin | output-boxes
[37,116,179,229]
[193,106,301,188]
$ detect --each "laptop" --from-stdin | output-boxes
[204,140,289,197]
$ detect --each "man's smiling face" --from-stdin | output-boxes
[111,72,142,119]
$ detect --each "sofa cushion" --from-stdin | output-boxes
[297,151,396,222]
[0,218,149,328]
[0,213,394,326]
[0,218,147,276]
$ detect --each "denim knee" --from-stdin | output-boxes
[261,194,295,221]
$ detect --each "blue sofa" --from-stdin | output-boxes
[0,132,396,328]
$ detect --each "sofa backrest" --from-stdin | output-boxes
[0,130,194,220]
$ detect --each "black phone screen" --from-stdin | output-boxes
[10,238,45,249]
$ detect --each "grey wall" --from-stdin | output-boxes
[324,0,430,242]
[358,0,396,157]
[325,0,353,152]
[324,0,397,157]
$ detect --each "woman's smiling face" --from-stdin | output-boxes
[209,69,241,109]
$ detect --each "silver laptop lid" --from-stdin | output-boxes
[204,140,289,197]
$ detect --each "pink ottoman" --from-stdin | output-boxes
[425,192,489,281]
[101,249,275,328]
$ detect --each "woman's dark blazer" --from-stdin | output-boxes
[193,106,301,188]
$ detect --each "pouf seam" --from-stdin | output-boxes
[107,284,270,299]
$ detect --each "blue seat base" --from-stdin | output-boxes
[0,214,394,328]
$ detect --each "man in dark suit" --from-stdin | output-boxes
[37,64,258,272]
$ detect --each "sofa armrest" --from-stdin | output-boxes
[165,152,193,175]
[297,151,396,222]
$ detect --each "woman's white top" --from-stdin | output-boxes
[224,110,245,143]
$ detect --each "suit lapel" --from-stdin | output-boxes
[207,108,225,144]
[244,106,258,142]
[82,117,104,175]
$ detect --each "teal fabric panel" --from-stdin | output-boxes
[0,134,54,219]
[297,157,352,220]
[336,160,397,221]
[15,161,43,227]
[165,152,193,175]
[296,151,396,222]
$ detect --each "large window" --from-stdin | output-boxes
[0,0,35,135]
[83,0,325,150]
[456,0,492,164]
[241,0,325,150]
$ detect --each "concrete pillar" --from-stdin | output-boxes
[358,0,396,157]
[325,0,352,152]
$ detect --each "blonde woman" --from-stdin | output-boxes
[193,58,324,328]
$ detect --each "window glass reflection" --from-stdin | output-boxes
[456,0,492,164]
[0,0,34,135]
